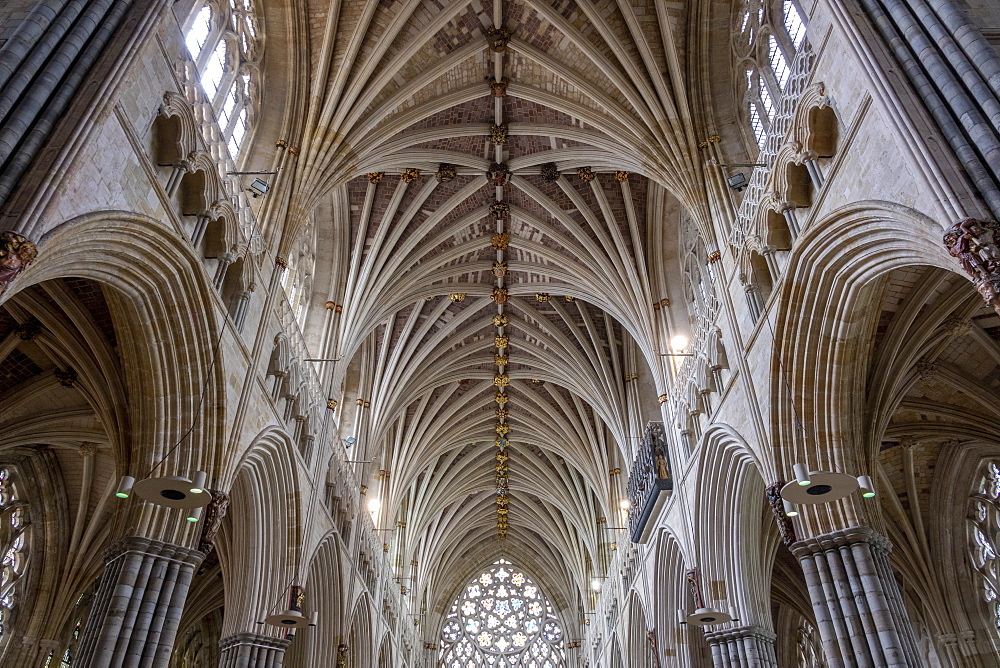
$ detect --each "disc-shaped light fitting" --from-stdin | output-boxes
[264,610,311,629]
[133,476,213,510]
[780,472,859,505]
[684,608,733,627]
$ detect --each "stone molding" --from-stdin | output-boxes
[790,525,891,559]
[220,632,291,653]
[703,625,777,645]
[104,535,205,568]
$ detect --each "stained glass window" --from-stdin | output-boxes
[970,461,1000,630]
[0,468,28,643]
[439,560,565,668]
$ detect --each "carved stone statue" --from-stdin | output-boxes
[486,27,511,52]
[944,217,1000,310]
[198,490,231,554]
[0,231,38,296]
[765,481,796,546]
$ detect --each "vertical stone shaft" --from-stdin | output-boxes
[791,527,919,668]
[219,633,291,668]
[75,536,204,668]
[705,626,778,667]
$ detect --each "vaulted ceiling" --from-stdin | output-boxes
[270,0,716,621]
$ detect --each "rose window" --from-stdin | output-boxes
[439,560,565,667]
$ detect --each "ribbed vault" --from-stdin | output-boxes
[273,0,704,626]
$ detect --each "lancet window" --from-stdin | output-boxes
[970,461,1000,630]
[735,0,807,148]
[439,560,565,667]
[182,0,261,159]
[0,467,28,643]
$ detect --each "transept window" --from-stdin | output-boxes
[735,0,807,148]
[970,461,1000,630]
[0,468,28,641]
[438,561,565,668]
[183,0,261,159]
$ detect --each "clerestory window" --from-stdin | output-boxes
[439,560,566,668]
[0,468,28,645]
[735,0,807,149]
[182,0,261,160]
[970,461,1000,631]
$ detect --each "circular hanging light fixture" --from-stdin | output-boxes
[132,474,212,510]
[683,607,733,626]
[780,469,859,505]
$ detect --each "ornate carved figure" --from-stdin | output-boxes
[491,233,510,250]
[576,167,595,183]
[615,170,630,182]
[494,353,508,366]
[765,481,796,546]
[491,287,508,304]
[400,168,421,183]
[487,162,511,186]
[0,232,38,296]
[944,218,1000,309]
[495,335,509,348]
[489,201,509,218]
[436,163,457,183]
[492,261,508,278]
[490,124,508,146]
[540,162,559,182]
[486,27,511,52]
[489,77,508,97]
[198,490,231,554]
[367,171,384,183]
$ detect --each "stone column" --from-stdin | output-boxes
[219,632,291,667]
[75,536,204,668]
[704,626,778,667]
[791,527,920,667]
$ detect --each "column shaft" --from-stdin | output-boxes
[704,626,777,667]
[219,632,290,668]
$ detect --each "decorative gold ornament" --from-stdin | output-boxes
[496,452,508,462]
[367,171,384,183]
[449,293,467,302]
[489,201,509,218]
[275,139,289,149]
[495,392,508,404]
[327,399,338,410]
[576,166,595,183]
[496,462,509,474]
[288,146,300,156]
[492,261,508,279]
[652,302,661,311]
[275,256,288,269]
[325,301,336,310]
[491,287,509,304]
[486,26,511,52]
[493,373,510,387]
[535,293,549,302]
[540,162,559,182]
[615,170,630,182]
[564,295,575,302]
[491,233,510,250]
[495,423,509,435]
[530,379,543,385]
[609,468,621,475]
[490,77,509,97]
[658,394,669,404]
[493,313,509,327]
[436,163,457,183]
[496,407,509,419]
[707,250,722,263]
[400,168,420,183]
[494,353,509,366]
[378,469,391,480]
[495,335,509,348]
[495,438,508,448]
[660,298,670,307]
[335,304,344,313]
[490,124,509,146]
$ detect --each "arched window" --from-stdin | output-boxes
[182,0,261,160]
[0,467,28,643]
[970,461,1000,630]
[734,0,807,149]
[438,560,566,667]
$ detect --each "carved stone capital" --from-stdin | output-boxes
[790,526,892,559]
[0,231,38,296]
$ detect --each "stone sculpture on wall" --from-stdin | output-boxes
[944,218,1000,310]
[0,232,37,296]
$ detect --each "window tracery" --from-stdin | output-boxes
[0,467,28,643]
[439,561,565,668]
[281,218,316,326]
[734,0,807,148]
[970,461,1000,630]
[182,0,261,160]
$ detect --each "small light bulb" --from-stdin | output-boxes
[619,498,631,510]
[115,475,135,499]
[591,579,602,592]
[782,498,798,517]
[186,506,203,523]
[793,463,811,486]
[189,470,207,494]
[368,498,382,513]
[670,335,688,352]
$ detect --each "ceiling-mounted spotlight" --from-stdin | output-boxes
[680,607,734,626]
[116,475,136,499]
[858,475,876,498]
[726,173,748,192]
[590,578,603,592]
[248,178,269,198]
[186,506,204,523]
[780,465,859,505]
[130,473,211,510]
[782,498,798,517]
